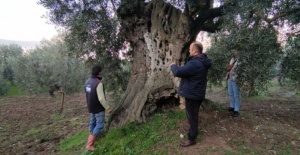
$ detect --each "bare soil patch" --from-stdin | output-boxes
[0,93,88,154]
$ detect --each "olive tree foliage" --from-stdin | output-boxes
[0,44,22,85]
[280,36,300,87]
[38,0,131,92]
[0,67,9,96]
[9,39,88,94]
[207,0,299,96]
[0,44,22,96]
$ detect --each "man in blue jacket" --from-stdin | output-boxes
[170,41,212,147]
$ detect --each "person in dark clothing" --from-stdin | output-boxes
[84,66,112,151]
[170,41,212,147]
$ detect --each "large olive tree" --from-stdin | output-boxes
[39,0,300,126]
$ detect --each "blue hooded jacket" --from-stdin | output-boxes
[171,54,212,100]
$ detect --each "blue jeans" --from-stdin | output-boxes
[228,80,241,112]
[89,111,105,136]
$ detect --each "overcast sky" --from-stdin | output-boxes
[0,0,57,41]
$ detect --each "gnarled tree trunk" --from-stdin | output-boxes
[110,0,223,127]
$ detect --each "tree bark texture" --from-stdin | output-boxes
[111,0,223,126]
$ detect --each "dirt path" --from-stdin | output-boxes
[0,90,299,154]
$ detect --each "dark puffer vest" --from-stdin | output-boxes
[84,76,105,113]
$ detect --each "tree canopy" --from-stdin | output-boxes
[0,44,23,93]
[206,0,300,95]
[280,36,300,87]
[39,0,130,92]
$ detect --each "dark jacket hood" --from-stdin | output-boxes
[189,55,212,70]
[199,57,212,70]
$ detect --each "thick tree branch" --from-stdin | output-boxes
[186,0,211,15]
[194,6,224,23]
[253,8,300,24]
[192,6,224,33]
[202,20,222,33]
[191,0,237,21]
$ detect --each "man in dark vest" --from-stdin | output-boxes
[170,41,212,147]
[84,66,112,151]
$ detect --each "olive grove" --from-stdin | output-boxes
[39,0,300,126]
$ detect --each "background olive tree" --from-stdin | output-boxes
[206,0,299,96]
[0,67,9,96]
[280,36,300,88]
[0,44,23,96]
[0,44,22,85]
[207,27,282,96]
[9,38,88,94]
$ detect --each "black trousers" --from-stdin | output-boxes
[185,98,203,141]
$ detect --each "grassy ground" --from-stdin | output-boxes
[0,81,299,154]
[4,83,27,97]
[60,110,186,155]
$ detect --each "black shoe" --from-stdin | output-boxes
[227,107,234,112]
[232,111,240,117]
